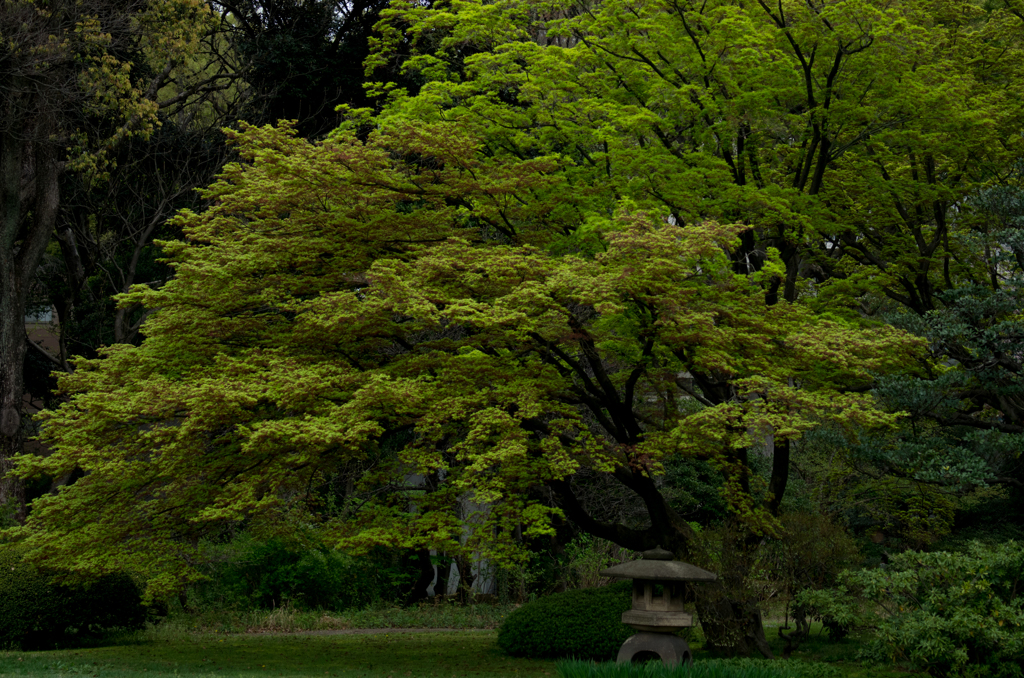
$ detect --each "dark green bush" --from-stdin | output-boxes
[191,535,415,611]
[0,547,147,650]
[498,581,633,660]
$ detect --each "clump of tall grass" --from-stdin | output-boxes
[555,658,841,678]
[151,600,515,635]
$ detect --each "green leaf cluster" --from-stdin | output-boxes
[7,116,923,598]
[14,0,1019,610]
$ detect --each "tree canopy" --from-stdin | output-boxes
[12,118,915,604]
[6,0,1024,657]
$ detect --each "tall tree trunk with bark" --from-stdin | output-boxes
[692,523,774,658]
[0,111,60,523]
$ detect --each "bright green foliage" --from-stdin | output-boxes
[0,0,221,524]
[8,115,921,599]
[555,658,841,678]
[368,0,1024,498]
[373,0,1024,304]
[0,548,147,650]
[844,542,1024,677]
[12,0,990,623]
[497,581,632,660]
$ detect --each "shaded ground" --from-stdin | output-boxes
[167,603,512,635]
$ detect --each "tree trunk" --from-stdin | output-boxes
[693,522,774,658]
[454,552,474,603]
[0,324,27,524]
[405,548,435,604]
[0,117,61,524]
[0,120,27,523]
[551,472,777,658]
[434,551,451,598]
[696,587,774,658]
[0,432,26,524]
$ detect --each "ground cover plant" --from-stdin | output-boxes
[843,541,1024,678]
[185,534,421,613]
[161,599,516,634]
[756,625,909,678]
[0,547,148,650]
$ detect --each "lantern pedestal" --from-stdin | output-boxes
[616,632,692,667]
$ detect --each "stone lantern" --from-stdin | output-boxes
[599,545,716,666]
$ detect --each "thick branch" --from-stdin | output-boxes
[547,478,653,551]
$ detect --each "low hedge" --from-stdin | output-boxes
[498,581,634,660]
[0,547,148,650]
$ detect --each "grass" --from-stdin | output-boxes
[0,619,920,678]
[656,621,916,678]
[0,630,556,678]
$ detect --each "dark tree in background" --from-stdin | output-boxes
[12,0,399,521]
[43,127,230,367]
[1,0,224,523]
[219,0,390,137]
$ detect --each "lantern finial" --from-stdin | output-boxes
[642,545,674,561]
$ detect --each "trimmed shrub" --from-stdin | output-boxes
[0,547,147,650]
[498,581,633,660]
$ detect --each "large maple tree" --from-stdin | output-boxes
[9,0,1024,656]
[12,121,917,653]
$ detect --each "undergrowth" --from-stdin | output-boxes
[157,600,516,634]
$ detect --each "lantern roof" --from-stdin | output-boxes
[600,546,717,582]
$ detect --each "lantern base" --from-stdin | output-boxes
[616,632,692,666]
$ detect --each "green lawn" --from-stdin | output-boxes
[0,627,916,678]
[0,631,557,678]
